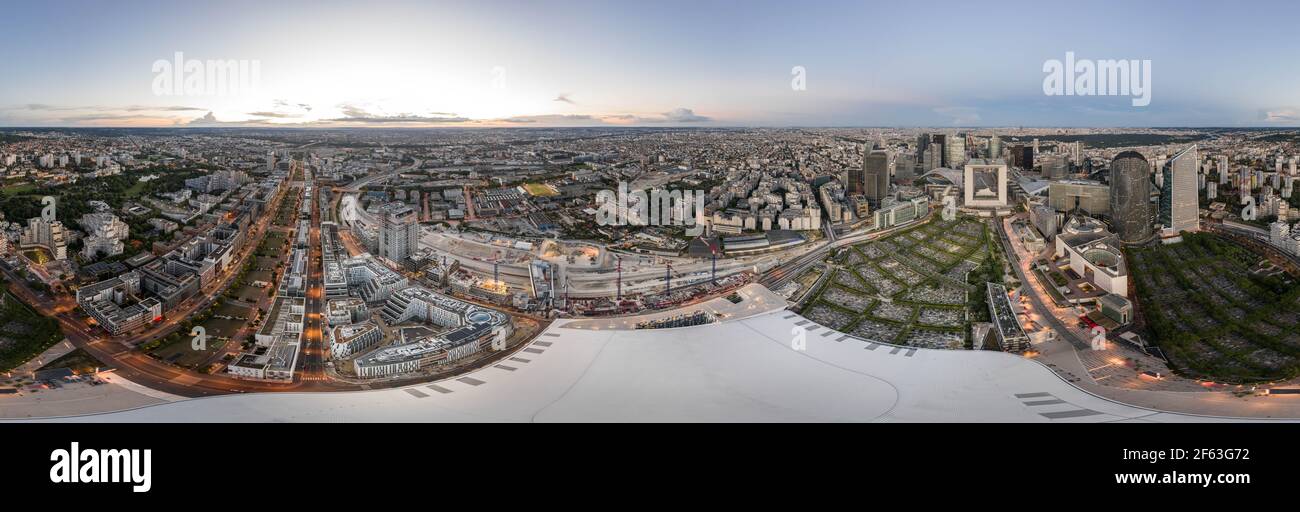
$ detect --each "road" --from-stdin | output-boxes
[991,216,1090,350]
[299,166,328,381]
[2,161,418,397]
[2,177,298,396]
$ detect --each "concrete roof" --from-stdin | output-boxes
[23,284,1291,423]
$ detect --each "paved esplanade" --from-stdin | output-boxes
[15,285,1300,422]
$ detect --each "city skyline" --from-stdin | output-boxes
[4,0,1300,128]
[9,1,1300,494]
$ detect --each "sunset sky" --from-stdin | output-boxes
[3,0,1300,127]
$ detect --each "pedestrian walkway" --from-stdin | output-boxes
[7,339,74,377]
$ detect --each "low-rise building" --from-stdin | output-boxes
[76,272,162,335]
[328,321,382,360]
[1054,215,1129,297]
[256,296,305,345]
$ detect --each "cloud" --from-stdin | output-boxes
[932,106,981,125]
[7,100,717,128]
[185,111,271,126]
[187,111,221,125]
[598,114,639,124]
[123,105,206,112]
[13,103,205,113]
[597,108,712,124]
[327,114,471,124]
[60,113,164,122]
[494,110,714,125]
[338,103,372,119]
[1261,108,1300,122]
[247,100,315,120]
[661,108,710,123]
[22,103,78,111]
[248,111,302,119]
[499,114,594,124]
[328,103,469,124]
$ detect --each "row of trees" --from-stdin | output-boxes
[1131,233,1300,382]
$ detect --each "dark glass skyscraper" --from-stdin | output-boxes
[863,149,891,207]
[1109,151,1153,244]
[846,141,876,196]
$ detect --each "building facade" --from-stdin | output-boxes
[1160,145,1200,234]
[1109,151,1153,244]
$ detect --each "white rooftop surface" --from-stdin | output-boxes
[13,285,1295,423]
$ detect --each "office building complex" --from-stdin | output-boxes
[75,272,162,335]
[79,212,129,260]
[1048,180,1110,216]
[862,149,891,207]
[378,202,421,263]
[1109,151,1153,244]
[944,133,967,169]
[1054,215,1129,297]
[20,217,68,260]
[1160,145,1200,234]
[1009,144,1033,170]
[962,159,1008,208]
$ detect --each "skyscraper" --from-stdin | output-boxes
[988,135,1002,159]
[1161,145,1200,234]
[1009,144,1034,170]
[379,203,421,263]
[846,143,869,196]
[1041,154,1068,179]
[846,165,864,196]
[945,132,967,169]
[863,150,891,207]
[1110,151,1153,244]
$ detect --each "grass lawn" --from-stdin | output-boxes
[214,301,252,319]
[523,183,559,197]
[247,269,275,283]
[235,284,268,302]
[199,317,246,339]
[150,336,228,369]
[0,292,66,372]
[21,248,52,265]
[123,178,149,198]
[1,181,37,195]
[37,348,107,374]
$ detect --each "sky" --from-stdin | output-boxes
[2,0,1299,128]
